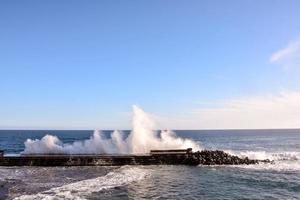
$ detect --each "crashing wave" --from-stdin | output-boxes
[22,105,201,155]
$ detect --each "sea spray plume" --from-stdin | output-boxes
[22,131,126,154]
[23,135,65,154]
[127,105,201,153]
[127,105,159,153]
[111,130,129,153]
[22,105,201,154]
[63,130,114,154]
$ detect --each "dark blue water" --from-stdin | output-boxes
[1,129,300,199]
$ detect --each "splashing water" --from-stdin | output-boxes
[22,105,201,154]
[223,150,300,171]
[225,150,300,161]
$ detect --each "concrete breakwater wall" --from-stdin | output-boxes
[0,149,270,166]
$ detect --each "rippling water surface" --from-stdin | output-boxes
[1,129,300,199]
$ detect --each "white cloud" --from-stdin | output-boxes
[156,91,300,129]
[270,39,300,69]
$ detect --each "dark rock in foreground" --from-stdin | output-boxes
[0,148,271,166]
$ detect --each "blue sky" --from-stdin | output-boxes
[1,0,300,129]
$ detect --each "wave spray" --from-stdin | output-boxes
[22,105,201,154]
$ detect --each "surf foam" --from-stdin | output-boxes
[13,166,150,200]
[225,150,300,161]
[224,150,300,171]
[22,105,201,154]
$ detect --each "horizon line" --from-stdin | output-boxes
[1,128,300,131]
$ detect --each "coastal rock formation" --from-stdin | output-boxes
[193,150,270,165]
[150,149,271,165]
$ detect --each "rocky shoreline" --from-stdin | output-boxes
[194,150,271,165]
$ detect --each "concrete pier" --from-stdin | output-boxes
[0,149,270,166]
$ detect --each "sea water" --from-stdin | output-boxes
[0,129,300,199]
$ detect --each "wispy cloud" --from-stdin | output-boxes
[270,39,300,69]
[156,91,300,129]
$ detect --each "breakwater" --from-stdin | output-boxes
[0,149,270,166]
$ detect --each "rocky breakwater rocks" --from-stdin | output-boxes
[193,150,271,165]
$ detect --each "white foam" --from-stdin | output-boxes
[224,150,300,171]
[225,150,300,161]
[22,105,201,154]
[13,166,150,200]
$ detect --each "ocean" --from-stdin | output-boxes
[0,129,300,199]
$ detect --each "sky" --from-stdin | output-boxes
[1,0,300,129]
